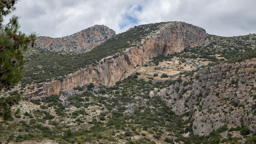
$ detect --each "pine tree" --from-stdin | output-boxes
[0,0,36,120]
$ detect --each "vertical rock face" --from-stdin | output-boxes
[28,22,207,98]
[35,25,116,54]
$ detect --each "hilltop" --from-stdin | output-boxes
[35,25,115,54]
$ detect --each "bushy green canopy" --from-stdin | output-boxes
[0,0,35,120]
[0,0,35,90]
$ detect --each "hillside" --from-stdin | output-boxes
[1,22,256,143]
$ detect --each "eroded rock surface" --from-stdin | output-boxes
[35,25,115,54]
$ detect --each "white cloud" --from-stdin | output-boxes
[5,0,256,37]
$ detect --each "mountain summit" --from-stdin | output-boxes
[34,25,115,54]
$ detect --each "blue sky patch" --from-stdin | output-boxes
[136,5,142,12]
[119,15,139,29]
[119,5,142,29]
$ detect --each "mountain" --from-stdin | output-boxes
[1,21,256,143]
[24,22,207,98]
[34,25,115,54]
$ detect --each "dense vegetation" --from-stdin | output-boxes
[0,0,35,89]
[0,0,35,121]
[22,22,166,86]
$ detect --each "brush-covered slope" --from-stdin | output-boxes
[35,25,115,54]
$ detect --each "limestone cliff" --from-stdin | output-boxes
[35,25,115,54]
[27,22,207,99]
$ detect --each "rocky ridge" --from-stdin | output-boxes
[27,22,207,99]
[35,25,115,54]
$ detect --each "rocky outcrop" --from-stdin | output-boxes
[156,58,256,136]
[26,22,207,98]
[35,25,115,54]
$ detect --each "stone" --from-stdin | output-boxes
[60,89,75,98]
[58,95,66,102]
[149,91,155,98]
[30,96,41,101]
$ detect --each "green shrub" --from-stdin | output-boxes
[43,112,54,120]
[30,119,36,125]
[195,75,200,80]
[40,105,48,109]
[124,131,132,137]
[240,127,250,135]
[161,73,168,78]
[74,86,83,91]
[87,83,95,91]
[48,121,58,126]
[135,72,141,75]
[99,116,105,121]
[24,112,33,118]
[42,95,58,103]
[153,135,161,140]
[30,100,41,105]
[217,125,228,133]
[164,138,173,143]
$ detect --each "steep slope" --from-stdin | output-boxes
[35,25,115,54]
[25,22,207,99]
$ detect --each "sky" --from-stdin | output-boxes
[4,0,256,37]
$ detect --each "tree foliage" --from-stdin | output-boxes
[0,0,36,89]
[0,0,35,120]
[0,91,20,120]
